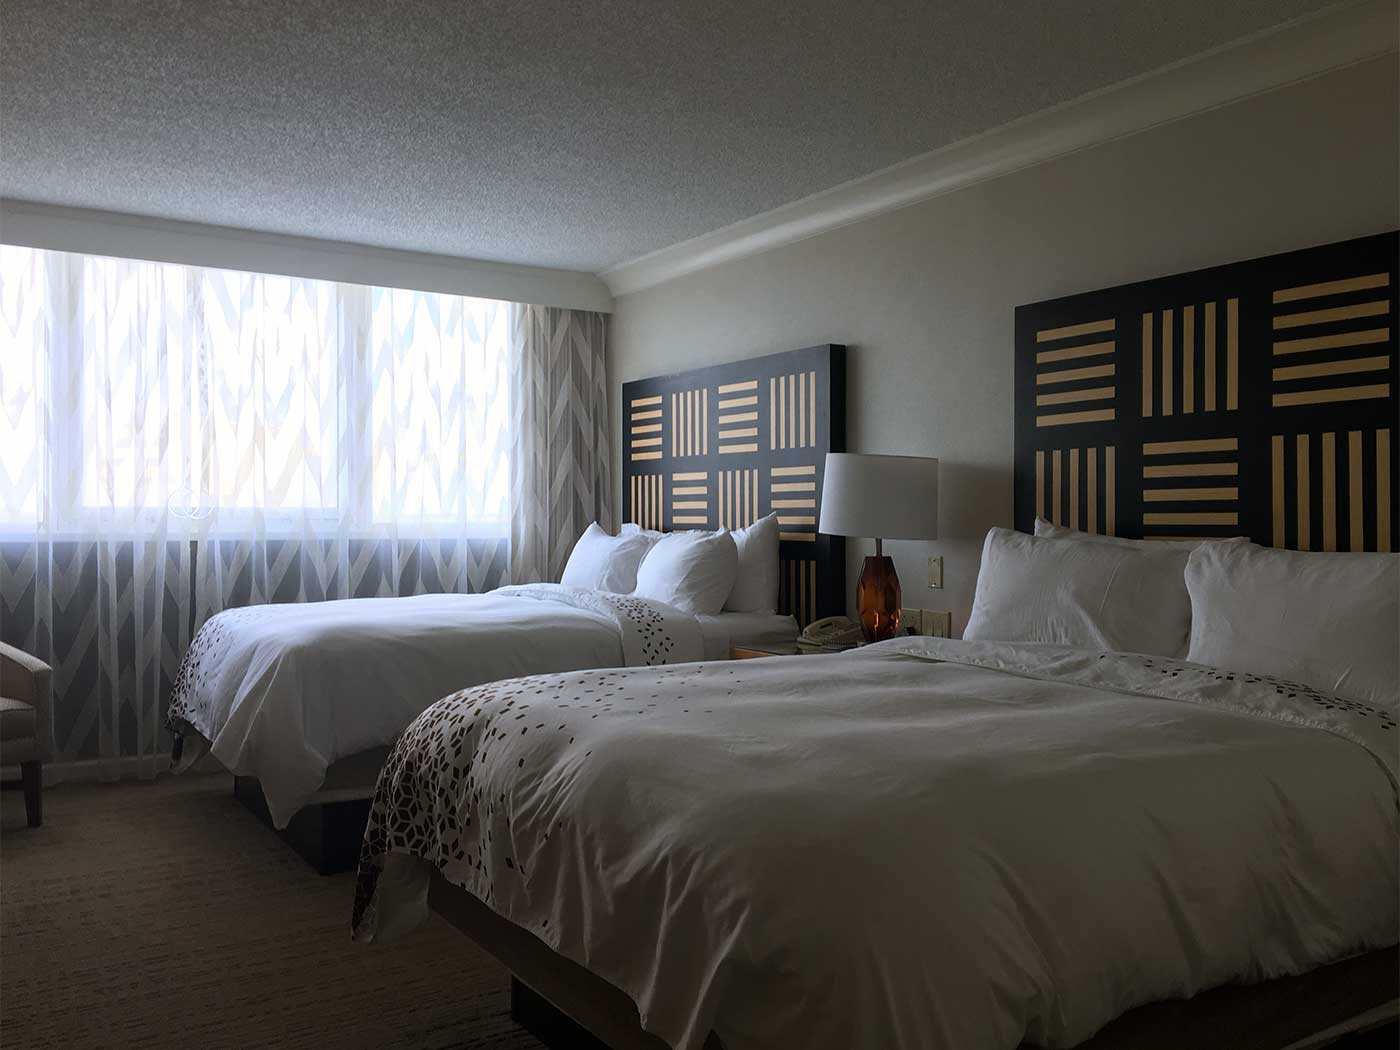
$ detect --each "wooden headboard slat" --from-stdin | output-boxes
[622,345,847,626]
[1014,232,1399,552]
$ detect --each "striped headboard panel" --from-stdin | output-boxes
[622,345,847,627]
[1015,231,1398,550]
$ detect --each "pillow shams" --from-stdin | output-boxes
[633,529,739,616]
[964,527,1192,656]
[1185,540,1398,711]
[559,523,655,593]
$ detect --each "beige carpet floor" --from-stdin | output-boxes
[1,774,547,1050]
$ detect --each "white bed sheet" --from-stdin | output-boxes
[353,637,1398,1050]
[694,611,799,660]
[166,586,706,827]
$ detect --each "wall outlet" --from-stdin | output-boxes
[900,608,923,635]
[927,555,943,589]
[925,610,952,638]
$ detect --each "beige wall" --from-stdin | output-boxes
[609,57,1400,633]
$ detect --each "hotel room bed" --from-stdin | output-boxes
[165,583,796,829]
[350,637,1398,1050]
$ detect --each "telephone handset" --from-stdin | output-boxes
[799,615,865,650]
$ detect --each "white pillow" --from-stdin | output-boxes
[633,529,739,615]
[1034,518,1241,551]
[964,527,1193,656]
[1185,540,1399,712]
[559,523,655,593]
[724,513,780,613]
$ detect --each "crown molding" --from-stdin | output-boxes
[0,200,614,313]
[601,0,1398,298]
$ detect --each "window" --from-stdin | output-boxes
[0,247,511,535]
[0,246,46,526]
[196,266,342,514]
[370,286,511,526]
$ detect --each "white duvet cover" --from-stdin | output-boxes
[165,585,705,827]
[351,638,1398,1050]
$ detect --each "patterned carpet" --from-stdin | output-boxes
[0,774,546,1050]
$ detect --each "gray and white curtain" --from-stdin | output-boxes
[509,305,611,585]
[0,246,608,774]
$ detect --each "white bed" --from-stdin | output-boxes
[166,583,795,828]
[351,636,1398,1050]
[348,527,1398,1046]
[355,638,1394,1050]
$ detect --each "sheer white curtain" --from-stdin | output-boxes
[0,246,534,775]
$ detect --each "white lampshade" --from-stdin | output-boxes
[818,453,939,540]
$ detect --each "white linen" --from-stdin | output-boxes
[1185,540,1400,713]
[965,527,1192,655]
[633,529,739,615]
[1034,517,1240,549]
[694,611,799,660]
[559,522,656,593]
[498,586,706,668]
[352,638,1397,1050]
[166,586,704,827]
[723,513,780,613]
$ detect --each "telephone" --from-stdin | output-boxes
[799,615,865,651]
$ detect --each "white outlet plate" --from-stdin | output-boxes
[927,555,943,589]
[900,608,923,635]
[925,610,952,638]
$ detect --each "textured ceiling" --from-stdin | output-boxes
[1,0,1339,272]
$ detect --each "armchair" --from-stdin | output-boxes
[1,641,52,827]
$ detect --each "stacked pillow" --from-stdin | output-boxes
[965,522,1399,713]
[632,530,739,615]
[558,512,781,617]
[964,527,1194,656]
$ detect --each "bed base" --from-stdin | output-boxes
[427,871,722,1050]
[512,980,618,1050]
[232,776,371,875]
[428,870,1397,1050]
[1067,954,1397,1050]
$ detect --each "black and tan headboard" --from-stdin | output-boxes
[622,344,847,627]
[1014,231,1398,551]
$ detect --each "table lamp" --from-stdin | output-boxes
[817,452,940,642]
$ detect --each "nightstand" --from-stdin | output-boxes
[730,642,850,659]
[729,643,801,659]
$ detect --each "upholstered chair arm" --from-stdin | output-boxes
[0,641,53,760]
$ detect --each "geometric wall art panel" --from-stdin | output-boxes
[1016,231,1398,551]
[623,345,847,626]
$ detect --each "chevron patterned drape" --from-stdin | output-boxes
[509,305,611,585]
[0,246,569,773]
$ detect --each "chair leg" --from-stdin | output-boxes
[21,760,42,828]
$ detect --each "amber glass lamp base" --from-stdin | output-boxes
[856,555,902,643]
